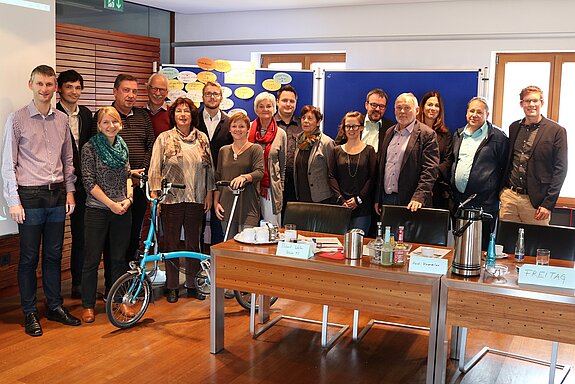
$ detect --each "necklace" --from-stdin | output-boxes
[346,150,361,178]
[232,141,249,161]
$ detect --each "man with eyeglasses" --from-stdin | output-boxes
[361,88,395,153]
[374,93,439,213]
[91,74,155,293]
[274,85,301,216]
[197,81,232,246]
[146,72,170,137]
[500,85,567,225]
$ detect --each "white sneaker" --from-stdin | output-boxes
[147,269,166,285]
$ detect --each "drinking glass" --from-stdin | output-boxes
[284,224,297,242]
[536,248,550,265]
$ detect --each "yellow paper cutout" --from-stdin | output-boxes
[214,60,232,73]
[234,87,255,100]
[197,71,218,83]
[168,79,184,91]
[262,79,281,92]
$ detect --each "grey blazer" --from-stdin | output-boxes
[294,132,335,202]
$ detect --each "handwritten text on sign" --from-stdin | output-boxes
[276,242,313,259]
[518,265,575,289]
[408,255,448,275]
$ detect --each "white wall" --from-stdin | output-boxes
[174,0,575,75]
[0,0,56,235]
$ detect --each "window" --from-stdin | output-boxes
[261,53,346,71]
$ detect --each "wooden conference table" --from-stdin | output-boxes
[210,231,450,384]
[434,256,575,384]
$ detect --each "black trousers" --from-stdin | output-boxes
[69,188,86,287]
[82,206,131,308]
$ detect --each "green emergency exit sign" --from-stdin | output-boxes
[104,0,123,12]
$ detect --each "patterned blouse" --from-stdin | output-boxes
[81,141,131,211]
[149,128,215,205]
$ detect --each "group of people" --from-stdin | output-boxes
[1,64,568,337]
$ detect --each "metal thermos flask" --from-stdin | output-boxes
[451,208,483,276]
[344,229,364,260]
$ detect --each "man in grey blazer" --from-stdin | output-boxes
[374,93,440,214]
[500,85,568,225]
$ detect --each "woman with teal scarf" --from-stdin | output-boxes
[80,107,134,323]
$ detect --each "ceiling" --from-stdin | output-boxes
[130,0,466,14]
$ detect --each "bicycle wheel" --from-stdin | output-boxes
[194,269,210,295]
[234,291,279,311]
[106,272,151,329]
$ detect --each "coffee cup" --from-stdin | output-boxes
[241,228,256,242]
[255,227,269,243]
[495,244,504,256]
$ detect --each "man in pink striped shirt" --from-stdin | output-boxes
[2,65,81,336]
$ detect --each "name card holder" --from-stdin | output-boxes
[408,255,448,275]
[276,241,313,259]
[518,265,575,289]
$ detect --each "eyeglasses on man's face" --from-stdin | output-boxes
[368,102,386,110]
[149,86,167,94]
[204,92,222,98]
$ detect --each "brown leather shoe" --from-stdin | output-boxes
[119,304,136,318]
[82,308,95,323]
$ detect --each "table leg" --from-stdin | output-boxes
[258,294,271,324]
[210,256,224,353]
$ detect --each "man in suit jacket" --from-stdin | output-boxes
[500,85,568,225]
[197,81,232,245]
[56,69,93,299]
[374,93,440,214]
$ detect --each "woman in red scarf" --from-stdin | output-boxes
[248,92,286,226]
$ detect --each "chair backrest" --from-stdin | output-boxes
[380,205,450,246]
[283,202,352,235]
[496,220,575,261]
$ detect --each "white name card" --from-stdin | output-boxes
[276,241,313,259]
[518,265,575,289]
[408,255,448,275]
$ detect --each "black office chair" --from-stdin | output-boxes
[353,204,451,342]
[283,202,352,235]
[252,202,353,349]
[496,220,575,261]
[380,205,451,246]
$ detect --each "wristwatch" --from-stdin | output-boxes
[355,196,362,205]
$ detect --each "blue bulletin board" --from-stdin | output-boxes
[160,64,314,120]
[322,70,481,139]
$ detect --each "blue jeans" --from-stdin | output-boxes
[349,215,371,234]
[18,188,66,314]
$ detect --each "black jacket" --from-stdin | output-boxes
[451,121,509,213]
[56,102,93,192]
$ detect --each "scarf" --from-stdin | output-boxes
[176,127,212,168]
[248,117,278,198]
[297,128,321,151]
[90,132,128,169]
